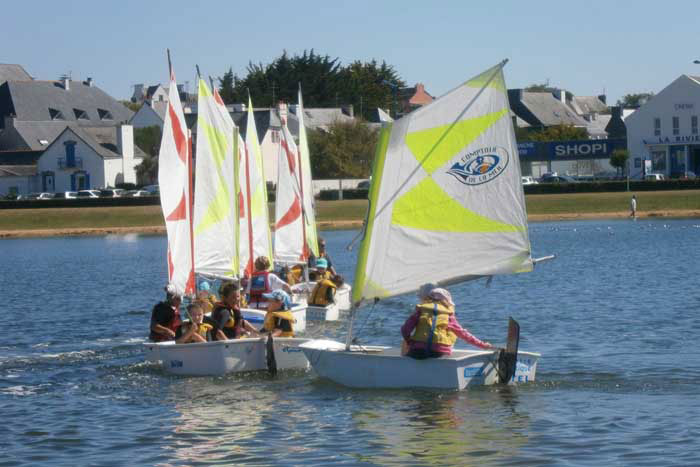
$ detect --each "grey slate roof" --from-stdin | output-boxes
[2,120,71,150]
[0,165,37,176]
[570,96,608,115]
[0,150,42,165]
[520,92,588,127]
[2,80,133,124]
[0,64,32,84]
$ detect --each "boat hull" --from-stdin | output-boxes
[144,337,310,376]
[300,340,539,390]
[306,303,340,321]
[241,304,307,332]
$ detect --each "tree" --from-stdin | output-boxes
[307,120,379,178]
[616,93,654,108]
[525,83,551,92]
[120,100,141,112]
[134,126,162,183]
[610,149,630,176]
[218,68,236,104]
[520,124,589,142]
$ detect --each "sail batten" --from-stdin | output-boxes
[352,61,532,306]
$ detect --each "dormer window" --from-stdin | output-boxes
[49,108,65,120]
[98,108,113,120]
[73,108,89,120]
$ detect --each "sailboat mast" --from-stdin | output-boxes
[295,128,309,260]
[243,144,255,275]
[187,129,196,295]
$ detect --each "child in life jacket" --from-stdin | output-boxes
[260,290,295,337]
[248,256,292,309]
[175,302,213,344]
[401,286,494,359]
[309,274,344,306]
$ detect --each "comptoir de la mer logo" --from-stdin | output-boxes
[447,146,509,185]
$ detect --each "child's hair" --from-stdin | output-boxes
[220,281,240,298]
[187,302,203,314]
[332,274,345,286]
[254,256,271,271]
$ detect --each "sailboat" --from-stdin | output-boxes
[144,64,309,376]
[280,88,351,319]
[238,97,308,330]
[300,61,544,389]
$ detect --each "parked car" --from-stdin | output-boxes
[357,180,370,189]
[37,192,55,200]
[100,188,126,198]
[540,174,578,183]
[644,173,665,181]
[77,189,101,198]
[127,190,151,197]
[142,184,160,195]
[17,193,41,200]
[669,170,696,179]
[54,191,78,199]
[521,176,538,185]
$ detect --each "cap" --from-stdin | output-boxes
[262,290,292,309]
[199,280,211,292]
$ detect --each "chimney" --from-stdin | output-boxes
[117,125,135,184]
[62,77,70,91]
[597,94,606,104]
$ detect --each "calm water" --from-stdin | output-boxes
[2,219,700,466]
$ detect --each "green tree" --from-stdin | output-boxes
[218,68,237,104]
[338,60,404,120]
[520,124,588,142]
[525,83,551,92]
[610,148,630,176]
[616,93,654,107]
[307,120,379,178]
[134,126,162,183]
[120,100,141,112]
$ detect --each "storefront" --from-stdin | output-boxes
[626,75,700,178]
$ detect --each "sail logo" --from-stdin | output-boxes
[447,146,509,185]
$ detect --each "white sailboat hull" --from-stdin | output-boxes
[306,303,340,321]
[241,304,307,332]
[300,340,539,390]
[144,337,310,376]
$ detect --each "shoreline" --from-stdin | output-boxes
[1,210,699,238]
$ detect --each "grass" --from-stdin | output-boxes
[1,191,699,231]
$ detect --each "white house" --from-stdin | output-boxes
[35,124,142,192]
[625,75,700,178]
[129,101,168,129]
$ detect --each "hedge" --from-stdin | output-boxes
[524,179,700,194]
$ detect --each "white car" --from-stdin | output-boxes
[100,188,126,197]
[521,176,539,185]
[127,190,151,197]
[644,173,665,181]
[54,191,77,199]
[77,190,101,198]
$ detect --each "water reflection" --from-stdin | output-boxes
[351,388,532,466]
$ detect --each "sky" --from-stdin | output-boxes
[4,0,700,105]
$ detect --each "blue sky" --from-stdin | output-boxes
[5,0,700,105]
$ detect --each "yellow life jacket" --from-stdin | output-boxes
[317,270,332,281]
[263,310,295,337]
[411,302,457,348]
[287,265,304,285]
[310,279,337,306]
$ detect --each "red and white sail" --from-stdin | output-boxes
[158,58,195,296]
[274,111,305,263]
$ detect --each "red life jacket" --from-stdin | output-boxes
[249,271,271,304]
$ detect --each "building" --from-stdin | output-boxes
[0,64,143,195]
[129,101,168,129]
[625,75,700,178]
[396,83,434,117]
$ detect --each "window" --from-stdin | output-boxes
[672,116,679,135]
[692,116,698,135]
[49,108,65,120]
[73,108,89,120]
[64,141,76,167]
[97,108,113,120]
[652,150,666,172]
[654,118,660,136]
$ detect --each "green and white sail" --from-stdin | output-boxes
[193,79,238,277]
[240,96,273,274]
[352,61,532,306]
[297,86,319,257]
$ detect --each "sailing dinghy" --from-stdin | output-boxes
[145,67,308,375]
[300,61,543,389]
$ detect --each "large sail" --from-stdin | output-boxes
[240,97,273,274]
[352,61,532,306]
[274,114,304,263]
[193,79,237,278]
[158,60,195,296]
[297,86,319,257]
